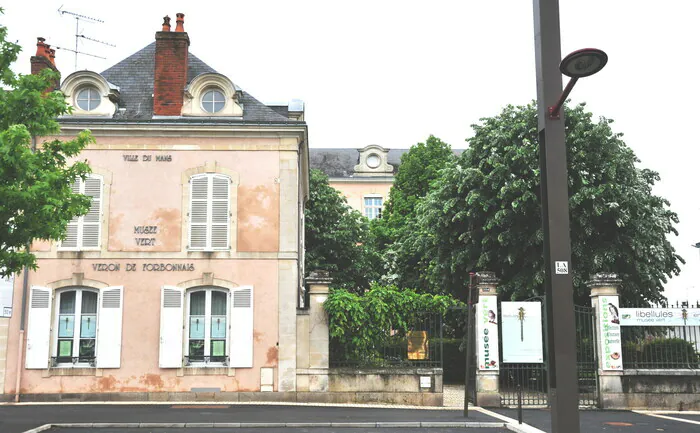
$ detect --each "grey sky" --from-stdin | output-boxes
[2,1,698,302]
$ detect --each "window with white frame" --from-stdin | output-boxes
[60,174,103,250]
[189,173,231,250]
[25,285,123,370]
[55,289,98,365]
[158,285,254,369]
[364,196,383,220]
[186,289,228,364]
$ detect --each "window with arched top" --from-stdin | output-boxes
[25,285,124,370]
[158,285,253,369]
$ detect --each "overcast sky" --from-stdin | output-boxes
[2,1,698,302]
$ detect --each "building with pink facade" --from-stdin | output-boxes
[0,13,310,401]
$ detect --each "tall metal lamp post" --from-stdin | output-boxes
[533,1,608,432]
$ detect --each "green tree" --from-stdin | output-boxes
[371,135,455,290]
[410,102,682,305]
[305,169,379,292]
[0,13,94,277]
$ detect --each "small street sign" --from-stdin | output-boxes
[555,261,569,274]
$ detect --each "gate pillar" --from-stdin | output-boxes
[588,273,623,409]
[475,271,501,407]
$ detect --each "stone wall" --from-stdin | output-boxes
[601,370,700,410]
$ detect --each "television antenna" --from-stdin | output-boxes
[56,6,115,70]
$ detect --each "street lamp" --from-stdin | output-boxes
[533,2,608,433]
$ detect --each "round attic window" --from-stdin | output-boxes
[76,87,101,111]
[366,154,381,169]
[202,89,225,113]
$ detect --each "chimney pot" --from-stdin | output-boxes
[162,15,171,31]
[49,49,56,65]
[43,43,51,59]
[35,37,46,57]
[175,13,185,32]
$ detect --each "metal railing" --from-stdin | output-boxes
[621,326,700,369]
[329,311,443,368]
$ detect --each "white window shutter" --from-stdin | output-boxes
[211,175,230,249]
[96,286,123,368]
[81,176,102,248]
[189,176,209,249]
[61,179,81,248]
[159,285,184,368]
[229,286,254,368]
[26,286,53,369]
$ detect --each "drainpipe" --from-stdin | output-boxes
[14,136,37,402]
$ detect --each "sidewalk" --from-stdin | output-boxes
[0,403,511,433]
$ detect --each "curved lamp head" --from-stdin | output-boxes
[560,48,608,78]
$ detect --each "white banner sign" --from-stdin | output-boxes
[477,295,499,371]
[502,302,543,363]
[599,295,623,370]
[0,274,14,318]
[620,308,700,326]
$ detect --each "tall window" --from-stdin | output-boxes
[364,196,383,220]
[189,174,230,250]
[60,175,103,249]
[187,289,228,364]
[55,289,98,366]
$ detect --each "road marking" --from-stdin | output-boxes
[634,411,700,426]
[171,405,230,409]
[474,407,546,433]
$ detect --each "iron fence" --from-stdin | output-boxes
[621,325,700,369]
[329,311,443,368]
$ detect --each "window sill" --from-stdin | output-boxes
[177,366,235,377]
[42,367,102,378]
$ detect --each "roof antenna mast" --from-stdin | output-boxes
[56,5,115,71]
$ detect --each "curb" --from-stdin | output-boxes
[26,421,509,430]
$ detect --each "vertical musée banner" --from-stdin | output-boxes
[599,295,623,370]
[0,273,14,317]
[501,302,544,363]
[477,295,499,370]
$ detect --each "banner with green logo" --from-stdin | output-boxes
[599,295,623,370]
[477,295,499,370]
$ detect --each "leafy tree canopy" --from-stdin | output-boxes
[370,135,455,290]
[304,169,380,292]
[0,12,94,277]
[408,102,682,305]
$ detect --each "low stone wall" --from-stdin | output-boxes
[603,369,700,410]
[296,367,443,406]
[2,367,444,405]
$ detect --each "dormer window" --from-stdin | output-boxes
[60,71,119,117]
[76,87,101,111]
[183,73,243,117]
[354,145,393,176]
[202,89,225,113]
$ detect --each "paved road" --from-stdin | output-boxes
[0,404,498,433]
[493,408,700,433]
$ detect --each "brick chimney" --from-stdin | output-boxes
[30,37,60,90]
[154,13,190,116]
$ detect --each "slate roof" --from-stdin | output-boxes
[309,148,465,178]
[309,148,409,178]
[84,42,295,123]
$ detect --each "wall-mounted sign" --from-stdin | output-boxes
[502,302,543,363]
[599,295,623,370]
[0,274,14,318]
[407,331,428,360]
[619,308,700,326]
[91,263,195,272]
[477,295,499,371]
